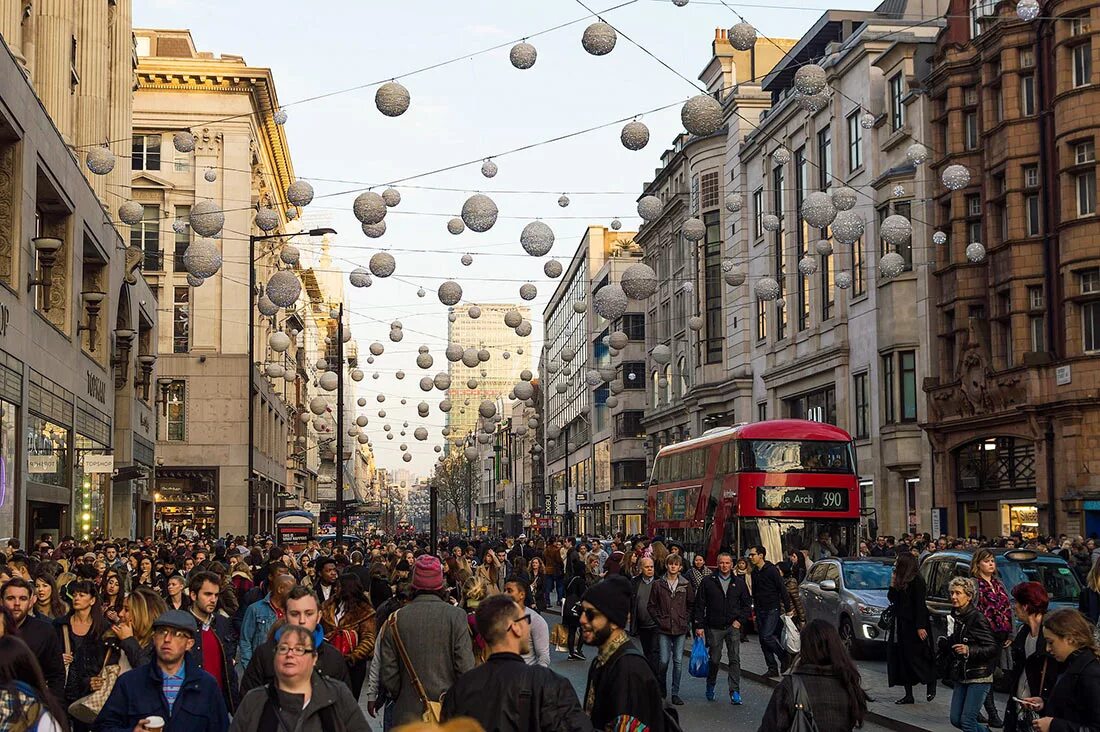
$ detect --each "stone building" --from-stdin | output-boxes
[542,225,646,536]
[733,2,945,536]
[133,30,301,535]
[0,1,160,542]
[923,0,1100,538]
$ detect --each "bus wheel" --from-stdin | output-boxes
[839,617,861,659]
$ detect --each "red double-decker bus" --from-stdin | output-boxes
[646,419,860,565]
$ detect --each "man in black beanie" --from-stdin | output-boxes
[580,575,667,731]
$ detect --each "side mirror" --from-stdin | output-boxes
[820,579,838,591]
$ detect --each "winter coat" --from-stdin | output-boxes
[441,652,593,732]
[543,548,564,576]
[320,599,377,665]
[784,577,806,628]
[751,561,791,613]
[692,571,752,630]
[583,641,665,732]
[886,576,936,687]
[648,575,694,636]
[757,663,865,732]
[941,604,999,682]
[228,674,370,732]
[238,595,281,671]
[93,657,229,732]
[238,631,350,697]
[975,576,1013,639]
[187,611,240,712]
[17,615,65,704]
[1041,648,1100,732]
[1003,620,1064,732]
[378,593,475,725]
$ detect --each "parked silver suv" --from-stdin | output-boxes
[799,557,895,658]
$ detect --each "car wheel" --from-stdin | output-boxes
[839,617,861,659]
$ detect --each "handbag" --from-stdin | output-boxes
[877,605,896,632]
[789,675,820,732]
[386,612,443,723]
[327,628,359,657]
[550,623,569,647]
[68,645,131,724]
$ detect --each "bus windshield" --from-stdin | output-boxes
[739,517,857,561]
[739,439,854,474]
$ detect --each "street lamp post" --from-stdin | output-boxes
[247,227,336,537]
[335,302,345,544]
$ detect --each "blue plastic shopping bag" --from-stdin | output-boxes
[688,635,709,678]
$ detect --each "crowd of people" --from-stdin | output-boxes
[0,529,1096,732]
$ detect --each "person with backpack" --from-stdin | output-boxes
[320,572,376,699]
[229,624,370,732]
[0,635,68,731]
[441,595,592,731]
[757,619,870,732]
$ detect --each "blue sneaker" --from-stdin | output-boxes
[705,685,715,701]
[730,691,743,705]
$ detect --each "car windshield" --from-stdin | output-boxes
[842,562,893,590]
[997,560,1081,604]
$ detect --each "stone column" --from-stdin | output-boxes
[74,0,108,201]
[105,0,132,206]
[31,0,75,143]
[0,1,25,67]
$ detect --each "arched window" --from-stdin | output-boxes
[954,437,1036,492]
[663,365,672,404]
[677,356,689,398]
[652,369,661,407]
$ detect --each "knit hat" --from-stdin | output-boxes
[411,555,445,591]
[582,575,632,629]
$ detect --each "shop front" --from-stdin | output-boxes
[74,402,112,541]
[154,467,218,537]
[0,352,22,542]
[26,370,75,545]
[954,436,1037,539]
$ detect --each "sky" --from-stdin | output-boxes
[134,0,882,476]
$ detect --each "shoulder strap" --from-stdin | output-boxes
[62,626,72,657]
[386,611,433,709]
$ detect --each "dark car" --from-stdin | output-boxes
[919,548,1081,644]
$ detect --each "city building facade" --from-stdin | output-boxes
[923,0,1100,538]
[542,225,646,536]
[0,1,161,544]
[734,3,944,536]
[134,30,299,536]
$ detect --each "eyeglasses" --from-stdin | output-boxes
[512,614,532,627]
[582,607,602,622]
[153,628,192,641]
[275,644,316,657]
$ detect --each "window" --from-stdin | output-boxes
[621,362,645,389]
[703,211,723,363]
[821,250,834,320]
[1073,42,1092,88]
[964,112,979,150]
[1025,194,1041,236]
[889,73,905,131]
[773,164,787,340]
[166,381,186,441]
[1070,14,1092,36]
[996,291,1013,367]
[753,188,764,239]
[899,351,917,421]
[1027,286,1045,352]
[700,171,720,209]
[619,313,645,341]
[1021,50,1035,68]
[130,205,160,271]
[1020,75,1036,116]
[943,309,956,373]
[173,205,191,270]
[992,84,1004,123]
[1076,140,1096,164]
[1082,272,1100,353]
[1076,168,1097,216]
[174,154,189,173]
[817,126,833,189]
[173,286,190,354]
[1023,164,1039,188]
[853,237,866,296]
[615,411,645,439]
[755,297,766,341]
[969,0,993,37]
[757,402,767,422]
[795,147,810,331]
[967,195,982,217]
[882,354,895,423]
[853,372,869,439]
[784,385,837,424]
[1083,269,1100,294]
[131,134,160,171]
[847,111,863,172]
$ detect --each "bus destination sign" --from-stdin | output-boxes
[756,487,848,512]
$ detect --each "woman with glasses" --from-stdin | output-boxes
[229,624,371,732]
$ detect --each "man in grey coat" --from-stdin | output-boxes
[378,555,475,725]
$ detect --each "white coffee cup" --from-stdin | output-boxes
[144,716,165,731]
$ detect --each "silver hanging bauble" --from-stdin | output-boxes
[118,201,144,225]
[520,221,555,256]
[375,81,411,117]
[274,108,288,125]
[683,217,706,241]
[621,120,650,150]
[1016,0,1040,20]
[266,271,301,307]
[255,207,280,232]
[461,194,498,232]
[638,195,663,221]
[796,88,832,113]
[724,270,746,287]
[460,253,473,266]
[728,22,757,51]
[434,372,451,390]
[687,315,704,331]
[860,112,876,129]
[416,352,433,369]
[204,167,217,182]
[280,244,299,266]
[544,259,563,278]
[187,274,205,288]
[481,159,498,178]
[353,192,387,225]
[447,217,465,235]
[286,180,314,207]
[879,252,906,279]
[269,331,292,353]
[608,331,629,349]
[754,277,781,301]
[350,267,372,288]
[815,240,834,256]
[906,143,929,166]
[725,193,743,213]
[832,187,858,211]
[86,146,116,175]
[362,221,387,239]
[515,320,532,337]
[966,242,987,263]
[172,131,195,153]
[801,191,837,228]
[189,199,224,238]
[438,280,463,306]
[558,194,570,208]
[942,164,971,190]
[793,64,827,95]
[880,214,912,246]
[593,283,629,319]
[798,255,818,276]
[933,230,948,246]
[504,310,523,328]
[369,251,396,277]
[519,283,537,301]
[467,305,481,319]
[581,21,617,55]
[258,295,278,316]
[620,263,659,300]
[772,147,791,165]
[514,381,534,400]
[836,271,852,290]
[479,400,497,418]
[681,94,723,137]
[610,218,622,231]
[762,214,781,232]
[183,240,223,279]
[831,210,866,244]
[510,42,537,69]
[382,188,401,207]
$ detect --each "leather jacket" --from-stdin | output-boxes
[943,605,999,681]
